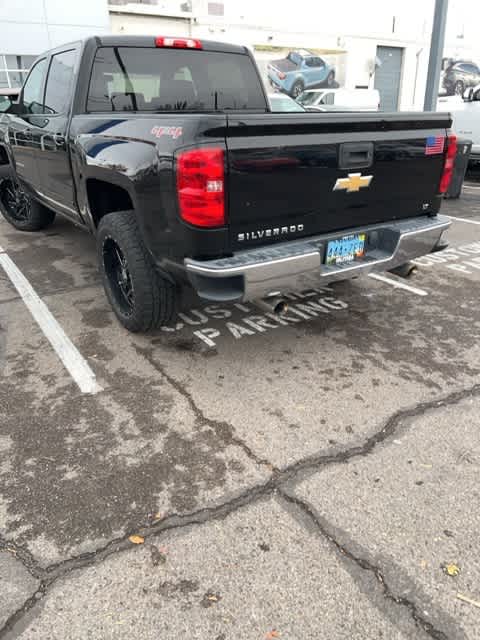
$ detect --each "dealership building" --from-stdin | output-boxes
[1,0,478,110]
[0,0,110,88]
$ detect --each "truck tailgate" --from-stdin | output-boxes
[225,112,452,249]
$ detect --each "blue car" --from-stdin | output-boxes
[268,50,335,98]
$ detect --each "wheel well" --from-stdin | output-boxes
[86,179,133,227]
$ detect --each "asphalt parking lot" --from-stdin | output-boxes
[1,178,480,639]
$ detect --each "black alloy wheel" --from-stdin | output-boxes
[102,236,135,316]
[0,178,31,222]
[0,177,55,231]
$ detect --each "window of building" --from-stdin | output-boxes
[0,55,36,89]
[208,2,224,15]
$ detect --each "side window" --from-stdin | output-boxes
[22,58,47,114]
[44,50,77,114]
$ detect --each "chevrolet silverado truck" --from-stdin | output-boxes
[0,35,454,332]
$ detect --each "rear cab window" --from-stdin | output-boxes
[87,46,267,113]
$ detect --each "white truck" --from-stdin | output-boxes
[439,85,480,163]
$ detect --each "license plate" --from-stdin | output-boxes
[326,233,366,266]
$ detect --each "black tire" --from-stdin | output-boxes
[97,210,176,332]
[290,80,304,98]
[454,80,465,96]
[326,71,335,87]
[0,177,55,231]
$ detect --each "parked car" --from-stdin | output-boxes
[438,85,480,163]
[267,50,335,98]
[268,93,305,112]
[297,88,380,112]
[442,60,480,96]
[0,35,452,332]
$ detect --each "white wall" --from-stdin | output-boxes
[342,37,431,111]
[0,0,110,56]
[110,12,190,36]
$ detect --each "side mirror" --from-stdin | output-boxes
[463,87,474,102]
[7,101,23,115]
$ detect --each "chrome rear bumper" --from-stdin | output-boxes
[185,215,450,302]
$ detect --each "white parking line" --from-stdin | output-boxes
[446,215,480,225]
[0,248,102,395]
[368,273,428,296]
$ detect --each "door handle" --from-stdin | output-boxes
[339,142,374,170]
[53,133,66,146]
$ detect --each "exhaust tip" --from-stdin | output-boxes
[254,296,289,316]
[388,262,418,279]
[273,300,289,315]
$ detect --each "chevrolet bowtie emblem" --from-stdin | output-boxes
[333,173,373,193]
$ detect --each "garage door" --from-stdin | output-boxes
[374,46,403,111]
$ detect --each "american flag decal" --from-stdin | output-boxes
[425,136,445,155]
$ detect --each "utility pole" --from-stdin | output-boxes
[424,0,449,111]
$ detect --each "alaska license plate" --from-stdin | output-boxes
[326,233,366,266]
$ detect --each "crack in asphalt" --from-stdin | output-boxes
[278,489,452,640]
[2,379,480,638]
[0,536,42,581]
[134,344,276,471]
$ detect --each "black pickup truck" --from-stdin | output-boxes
[0,35,454,332]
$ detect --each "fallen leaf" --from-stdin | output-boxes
[129,534,145,545]
[153,512,164,521]
[201,591,222,608]
[443,563,460,577]
[265,631,280,639]
[457,593,480,609]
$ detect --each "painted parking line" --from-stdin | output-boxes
[368,272,428,296]
[0,247,102,395]
[446,215,480,225]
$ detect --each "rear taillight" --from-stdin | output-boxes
[176,148,225,227]
[439,134,458,194]
[155,36,202,49]
[278,71,286,80]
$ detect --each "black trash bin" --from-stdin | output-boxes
[445,139,472,199]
